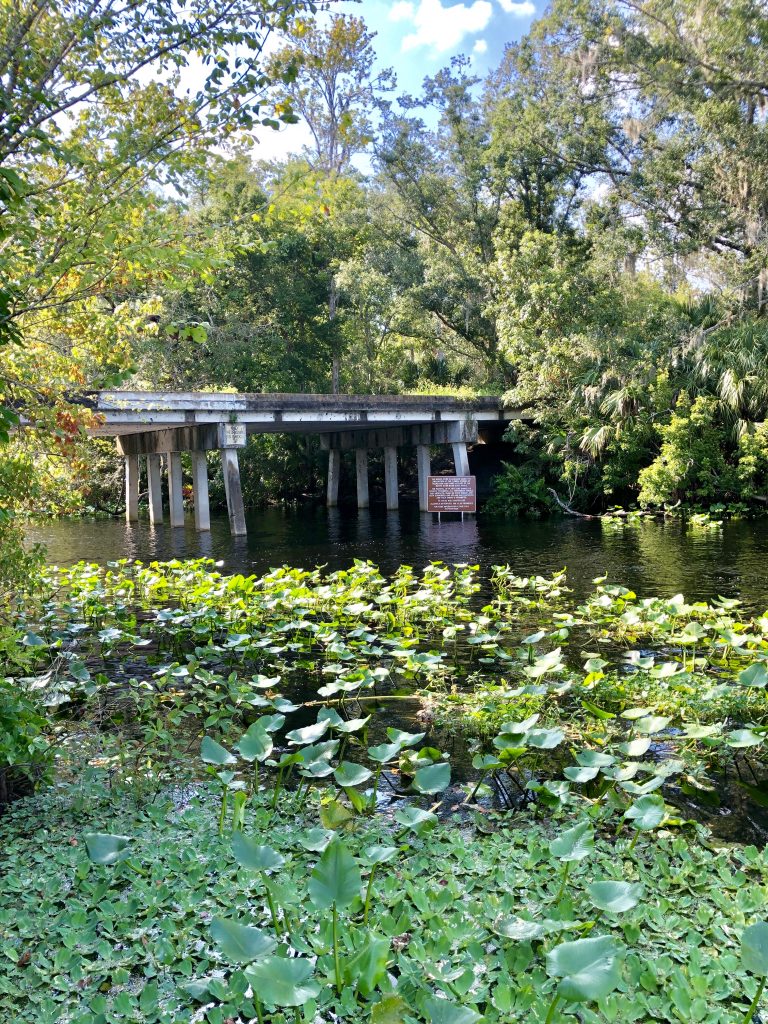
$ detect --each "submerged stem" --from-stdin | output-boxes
[556,861,571,901]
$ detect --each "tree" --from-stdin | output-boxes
[268,14,395,174]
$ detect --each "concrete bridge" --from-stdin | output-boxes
[87,391,521,536]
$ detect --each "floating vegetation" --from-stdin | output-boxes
[3,557,768,1021]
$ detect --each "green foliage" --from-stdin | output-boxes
[638,395,737,508]
[0,676,52,804]
[485,462,554,518]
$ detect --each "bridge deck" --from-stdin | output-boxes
[86,391,520,437]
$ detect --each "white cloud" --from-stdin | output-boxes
[389,1,415,21]
[473,38,488,53]
[497,0,535,15]
[393,0,494,54]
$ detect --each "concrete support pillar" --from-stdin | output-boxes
[327,449,341,507]
[147,454,163,525]
[191,451,211,531]
[221,447,247,536]
[355,449,369,509]
[168,452,185,527]
[416,444,431,512]
[383,446,399,510]
[125,454,139,523]
[452,441,470,477]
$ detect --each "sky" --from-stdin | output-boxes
[250,0,539,164]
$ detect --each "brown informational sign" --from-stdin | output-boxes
[427,475,477,513]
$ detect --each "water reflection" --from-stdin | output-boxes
[25,504,768,609]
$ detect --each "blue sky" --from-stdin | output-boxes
[252,0,539,163]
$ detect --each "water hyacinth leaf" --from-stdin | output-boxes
[308,840,361,910]
[412,762,451,794]
[546,935,625,1001]
[420,997,482,1024]
[181,977,215,1002]
[394,806,438,835]
[83,832,132,865]
[232,834,284,873]
[286,720,330,746]
[251,673,281,689]
[334,761,373,787]
[587,881,644,913]
[200,736,237,766]
[244,956,320,1007]
[741,921,768,975]
[236,724,273,762]
[625,794,666,831]
[550,821,594,862]
[632,716,672,735]
[210,918,277,963]
[620,708,651,721]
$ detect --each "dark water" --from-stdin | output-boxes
[26,503,768,609]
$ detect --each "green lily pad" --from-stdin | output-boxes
[83,832,132,866]
[742,921,768,975]
[587,880,644,913]
[546,935,625,1001]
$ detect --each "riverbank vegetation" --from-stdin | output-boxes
[3,0,768,546]
[3,557,768,1021]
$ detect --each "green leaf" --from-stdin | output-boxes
[362,844,398,866]
[546,935,625,1001]
[83,832,132,866]
[236,724,273,762]
[412,762,451,794]
[343,931,390,995]
[564,765,600,783]
[334,761,373,787]
[200,735,236,766]
[632,715,671,735]
[625,794,666,831]
[587,880,644,914]
[210,918,276,963]
[244,956,320,1006]
[298,827,336,852]
[393,806,438,834]
[307,839,361,910]
[286,720,329,745]
[550,821,594,862]
[420,996,482,1024]
[371,994,409,1023]
[742,921,768,976]
[232,833,284,873]
[727,728,764,748]
[575,749,615,767]
[739,663,768,688]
